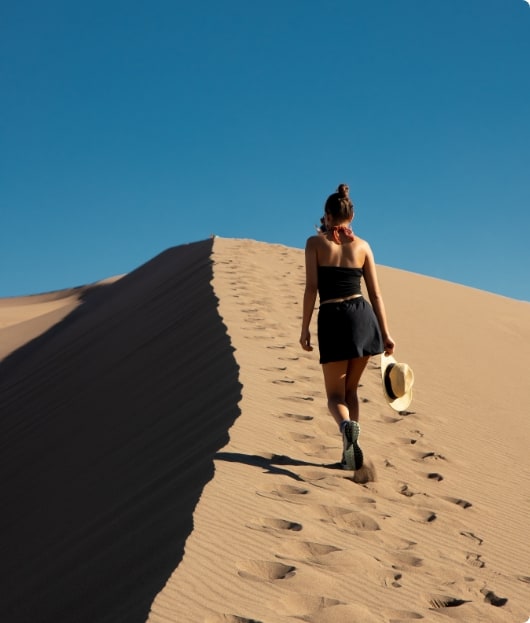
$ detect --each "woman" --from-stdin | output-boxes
[300,184,395,470]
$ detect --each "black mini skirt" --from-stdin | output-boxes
[317,296,384,364]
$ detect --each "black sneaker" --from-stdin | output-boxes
[342,421,364,470]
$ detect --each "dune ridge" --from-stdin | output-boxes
[1,237,529,623]
[0,239,242,623]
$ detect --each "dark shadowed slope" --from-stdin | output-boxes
[0,239,242,623]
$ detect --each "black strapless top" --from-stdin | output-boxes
[318,266,363,302]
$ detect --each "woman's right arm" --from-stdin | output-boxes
[300,237,318,351]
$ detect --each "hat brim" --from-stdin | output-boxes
[381,353,413,412]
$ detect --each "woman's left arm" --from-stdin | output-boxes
[300,237,318,351]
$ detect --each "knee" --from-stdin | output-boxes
[327,392,345,406]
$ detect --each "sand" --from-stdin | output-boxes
[0,237,529,623]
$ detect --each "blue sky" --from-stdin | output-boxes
[2,0,529,301]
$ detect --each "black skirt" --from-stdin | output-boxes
[317,296,384,364]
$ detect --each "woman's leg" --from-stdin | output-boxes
[322,357,368,470]
[321,360,350,428]
[345,356,370,422]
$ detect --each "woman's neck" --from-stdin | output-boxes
[327,223,355,244]
[328,220,351,228]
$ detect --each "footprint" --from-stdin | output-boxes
[390,552,424,568]
[284,431,315,443]
[410,509,437,524]
[383,609,424,621]
[427,472,444,481]
[381,415,402,424]
[242,323,269,331]
[428,594,470,608]
[300,470,341,490]
[246,517,303,533]
[384,572,403,588]
[281,395,315,402]
[304,603,380,622]
[349,495,377,507]
[279,412,314,422]
[460,531,483,546]
[466,552,485,568]
[399,437,420,445]
[236,560,296,582]
[399,484,416,497]
[442,496,472,509]
[256,484,310,503]
[315,505,354,522]
[416,451,447,462]
[366,533,417,551]
[337,510,381,531]
[481,588,508,607]
[305,443,338,459]
[399,431,424,445]
[278,594,342,617]
[205,614,264,623]
[279,540,342,563]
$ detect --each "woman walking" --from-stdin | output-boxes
[300,184,395,470]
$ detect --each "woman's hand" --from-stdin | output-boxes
[383,334,395,355]
[300,329,313,351]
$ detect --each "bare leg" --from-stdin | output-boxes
[323,357,370,471]
[322,357,370,427]
[345,356,370,422]
[321,360,349,428]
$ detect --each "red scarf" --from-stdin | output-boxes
[329,225,355,244]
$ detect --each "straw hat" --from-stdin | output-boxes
[381,353,414,411]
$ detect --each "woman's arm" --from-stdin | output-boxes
[300,237,318,351]
[362,243,395,355]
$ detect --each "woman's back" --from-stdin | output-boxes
[312,229,369,269]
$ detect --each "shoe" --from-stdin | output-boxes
[342,421,364,470]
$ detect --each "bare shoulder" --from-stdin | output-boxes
[305,233,325,250]
[354,234,370,248]
[353,235,374,257]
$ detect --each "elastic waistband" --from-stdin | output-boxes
[320,293,363,307]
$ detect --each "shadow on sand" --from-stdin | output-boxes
[0,239,242,623]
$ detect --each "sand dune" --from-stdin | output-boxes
[0,240,242,623]
[1,237,529,623]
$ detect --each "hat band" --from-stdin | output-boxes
[384,363,398,400]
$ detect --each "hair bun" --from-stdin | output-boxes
[337,183,349,198]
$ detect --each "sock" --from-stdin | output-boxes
[339,420,350,433]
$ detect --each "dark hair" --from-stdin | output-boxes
[324,183,354,221]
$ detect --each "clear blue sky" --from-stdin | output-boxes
[2,0,529,301]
